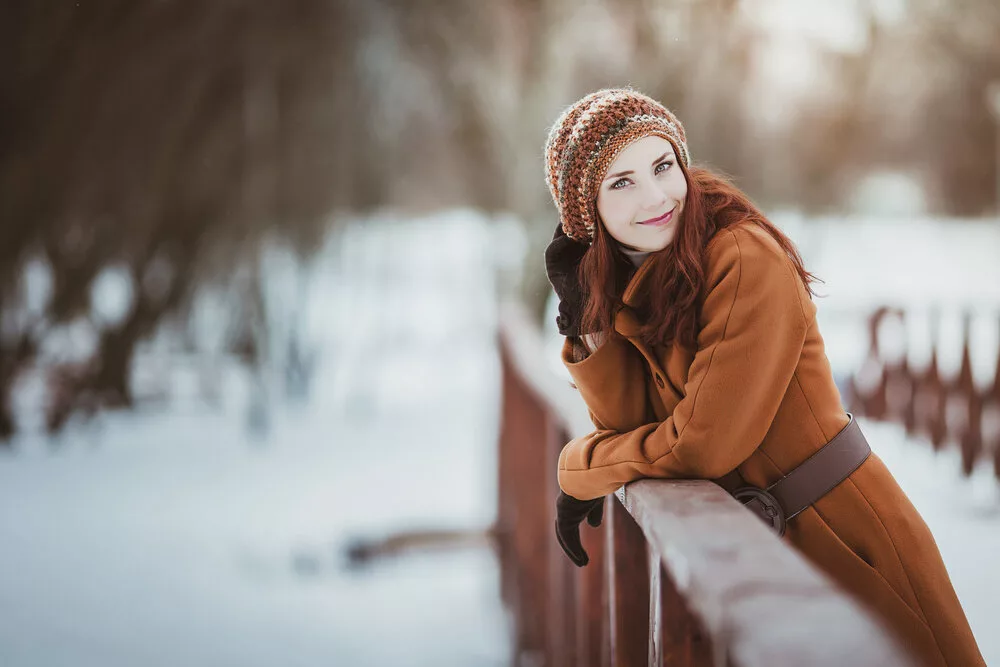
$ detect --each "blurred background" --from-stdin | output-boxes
[1,0,999,665]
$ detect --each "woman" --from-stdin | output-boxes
[542,88,984,667]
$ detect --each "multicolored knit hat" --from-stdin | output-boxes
[544,88,690,244]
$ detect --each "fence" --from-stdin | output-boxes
[847,306,1000,478]
[495,301,918,667]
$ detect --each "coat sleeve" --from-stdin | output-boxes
[557,226,811,500]
[561,332,652,432]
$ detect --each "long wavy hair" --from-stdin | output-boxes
[578,162,820,352]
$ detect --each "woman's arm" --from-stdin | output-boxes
[557,225,812,500]
[562,329,652,432]
[545,221,652,431]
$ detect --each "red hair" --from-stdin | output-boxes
[578,164,820,352]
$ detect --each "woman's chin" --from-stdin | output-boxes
[632,231,675,252]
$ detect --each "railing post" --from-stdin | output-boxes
[496,341,552,665]
[577,494,609,667]
[548,419,577,667]
[659,559,714,666]
[648,532,715,667]
[609,497,649,666]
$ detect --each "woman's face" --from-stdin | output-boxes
[595,135,687,252]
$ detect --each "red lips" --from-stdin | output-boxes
[638,208,675,226]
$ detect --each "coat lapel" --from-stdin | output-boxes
[611,258,683,410]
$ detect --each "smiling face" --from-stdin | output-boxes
[595,135,688,252]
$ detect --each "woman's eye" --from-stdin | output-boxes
[655,161,673,174]
[611,178,630,190]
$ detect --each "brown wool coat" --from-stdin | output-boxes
[557,221,985,667]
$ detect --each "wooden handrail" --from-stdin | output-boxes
[496,300,919,667]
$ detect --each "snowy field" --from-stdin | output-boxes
[1,212,998,666]
[0,213,510,667]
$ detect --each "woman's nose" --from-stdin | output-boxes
[641,184,668,211]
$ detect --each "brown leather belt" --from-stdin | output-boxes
[716,413,871,536]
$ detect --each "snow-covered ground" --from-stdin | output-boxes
[1,212,998,666]
[781,215,1000,387]
[0,213,509,667]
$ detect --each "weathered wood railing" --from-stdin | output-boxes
[496,302,919,667]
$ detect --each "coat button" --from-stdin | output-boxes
[654,374,665,389]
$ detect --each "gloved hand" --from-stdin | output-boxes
[554,490,605,567]
[544,222,589,337]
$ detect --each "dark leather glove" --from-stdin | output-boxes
[554,491,605,567]
[544,222,589,337]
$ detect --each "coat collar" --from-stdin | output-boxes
[621,252,657,308]
[613,256,657,339]
[612,255,668,376]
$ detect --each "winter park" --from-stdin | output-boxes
[3,3,1000,667]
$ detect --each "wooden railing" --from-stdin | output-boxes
[495,302,919,667]
[847,306,1000,478]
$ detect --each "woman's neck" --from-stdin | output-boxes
[619,244,652,268]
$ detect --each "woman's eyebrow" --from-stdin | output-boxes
[603,152,674,181]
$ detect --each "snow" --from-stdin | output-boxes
[1,211,998,666]
[0,212,509,667]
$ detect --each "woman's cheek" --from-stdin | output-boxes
[675,176,689,201]
[607,201,628,229]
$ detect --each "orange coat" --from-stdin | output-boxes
[557,221,984,667]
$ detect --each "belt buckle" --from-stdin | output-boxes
[733,486,787,537]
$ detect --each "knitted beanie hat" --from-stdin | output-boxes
[544,88,690,244]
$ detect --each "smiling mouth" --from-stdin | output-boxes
[638,208,675,226]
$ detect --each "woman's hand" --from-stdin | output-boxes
[554,491,605,567]
[544,222,589,337]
